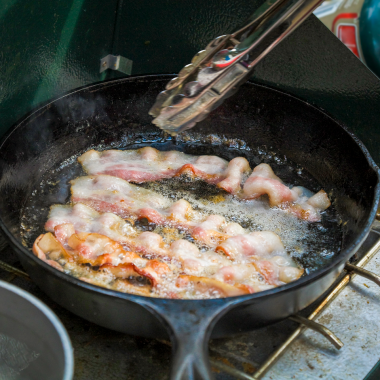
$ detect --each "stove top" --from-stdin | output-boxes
[1,226,380,380]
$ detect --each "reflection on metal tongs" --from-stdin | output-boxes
[149,0,323,134]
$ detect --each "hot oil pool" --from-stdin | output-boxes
[20,136,343,295]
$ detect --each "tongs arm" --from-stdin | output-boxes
[150,0,323,134]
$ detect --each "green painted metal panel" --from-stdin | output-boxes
[111,0,262,77]
[1,0,380,165]
[0,0,118,133]
[113,1,380,163]
[252,15,380,165]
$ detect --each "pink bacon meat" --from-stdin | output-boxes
[216,231,304,285]
[79,148,331,221]
[70,174,171,220]
[45,203,230,268]
[46,203,173,260]
[242,163,331,221]
[33,229,171,287]
[43,204,302,290]
[78,147,250,194]
[70,175,246,247]
[45,204,232,276]
[216,231,285,259]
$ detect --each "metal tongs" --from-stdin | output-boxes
[149,0,323,134]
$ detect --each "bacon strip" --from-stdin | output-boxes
[70,176,245,247]
[46,204,199,262]
[44,211,301,286]
[217,157,250,194]
[242,163,331,221]
[79,149,331,222]
[175,275,253,297]
[32,233,69,271]
[99,260,170,287]
[70,175,171,220]
[45,203,137,240]
[46,203,139,250]
[33,234,155,297]
[78,147,330,222]
[34,230,171,288]
[34,224,303,297]
[216,231,285,260]
[45,204,231,273]
[242,164,297,205]
[78,147,250,192]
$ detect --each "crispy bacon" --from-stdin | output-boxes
[32,148,320,299]
[217,157,250,194]
[70,176,245,247]
[34,230,171,287]
[33,232,73,263]
[216,231,285,259]
[78,147,251,190]
[175,275,253,297]
[242,163,331,221]
[242,164,297,205]
[71,175,171,220]
[99,260,170,286]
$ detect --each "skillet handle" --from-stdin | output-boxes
[143,299,235,380]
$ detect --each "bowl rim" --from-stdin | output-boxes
[0,280,74,380]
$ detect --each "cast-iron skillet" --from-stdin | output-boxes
[0,75,379,380]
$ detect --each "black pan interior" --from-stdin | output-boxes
[0,75,378,286]
[19,127,342,275]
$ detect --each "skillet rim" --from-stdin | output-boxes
[0,74,379,305]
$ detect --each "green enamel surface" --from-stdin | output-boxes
[0,1,380,164]
[0,0,117,131]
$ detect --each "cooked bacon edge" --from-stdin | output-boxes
[242,163,331,221]
[33,230,172,296]
[175,275,253,297]
[70,176,247,247]
[78,149,330,221]
[30,148,326,299]
[35,203,304,298]
[216,231,285,259]
[78,147,250,193]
